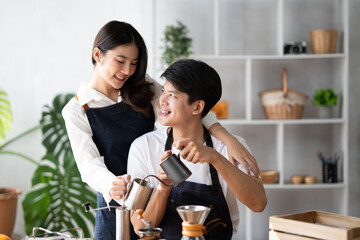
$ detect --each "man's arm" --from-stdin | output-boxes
[130,183,171,233]
[174,139,267,212]
[129,150,173,233]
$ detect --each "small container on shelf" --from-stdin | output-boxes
[304,176,317,184]
[310,29,338,54]
[317,150,342,183]
[260,170,279,184]
[210,100,229,119]
[291,175,306,184]
[290,175,317,184]
[323,162,338,183]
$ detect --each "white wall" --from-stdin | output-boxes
[0,0,154,236]
[0,0,359,239]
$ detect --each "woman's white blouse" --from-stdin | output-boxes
[62,75,217,203]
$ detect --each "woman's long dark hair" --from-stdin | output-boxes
[92,20,154,116]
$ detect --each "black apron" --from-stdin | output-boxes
[84,101,155,240]
[159,126,233,240]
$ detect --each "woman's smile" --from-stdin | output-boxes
[114,75,126,83]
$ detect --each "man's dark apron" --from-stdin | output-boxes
[159,126,233,240]
[83,101,155,240]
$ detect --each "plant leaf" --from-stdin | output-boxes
[40,93,74,159]
[0,88,12,144]
[313,88,338,106]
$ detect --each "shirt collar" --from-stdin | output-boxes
[77,83,117,105]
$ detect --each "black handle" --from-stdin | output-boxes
[82,202,91,212]
[143,174,173,187]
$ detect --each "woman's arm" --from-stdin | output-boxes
[210,151,267,212]
[62,99,117,203]
[204,113,260,177]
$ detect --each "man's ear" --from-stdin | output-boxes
[192,100,205,116]
[93,47,102,63]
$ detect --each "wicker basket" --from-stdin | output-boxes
[259,68,308,119]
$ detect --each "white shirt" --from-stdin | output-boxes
[62,75,217,203]
[127,128,253,234]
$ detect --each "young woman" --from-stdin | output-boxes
[62,20,259,240]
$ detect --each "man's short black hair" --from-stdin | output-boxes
[161,59,222,117]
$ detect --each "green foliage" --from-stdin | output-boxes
[40,94,74,159]
[313,88,338,106]
[0,88,12,144]
[22,93,96,237]
[0,90,95,236]
[22,153,96,237]
[160,20,193,70]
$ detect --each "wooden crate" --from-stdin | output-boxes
[269,210,360,240]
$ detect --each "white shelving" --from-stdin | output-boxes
[152,0,348,239]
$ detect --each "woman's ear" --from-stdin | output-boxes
[93,47,102,63]
[192,100,205,116]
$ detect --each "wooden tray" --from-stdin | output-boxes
[269,210,360,240]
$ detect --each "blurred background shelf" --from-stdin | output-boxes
[264,183,346,189]
[152,0,348,239]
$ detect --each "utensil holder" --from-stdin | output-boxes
[322,162,338,183]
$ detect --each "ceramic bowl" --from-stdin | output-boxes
[305,176,317,184]
[260,171,279,184]
[291,175,306,184]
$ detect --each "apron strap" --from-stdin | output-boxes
[165,127,173,151]
[74,95,90,111]
[164,126,222,194]
[203,126,222,194]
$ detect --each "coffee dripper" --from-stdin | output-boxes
[176,205,211,240]
[176,205,228,240]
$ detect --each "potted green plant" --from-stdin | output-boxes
[0,90,96,237]
[22,94,96,237]
[0,88,21,237]
[160,20,193,70]
[313,88,338,118]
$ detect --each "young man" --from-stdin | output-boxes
[127,59,267,240]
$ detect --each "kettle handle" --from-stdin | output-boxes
[143,174,173,187]
[119,181,133,206]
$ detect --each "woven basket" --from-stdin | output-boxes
[259,68,308,119]
[310,29,338,54]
